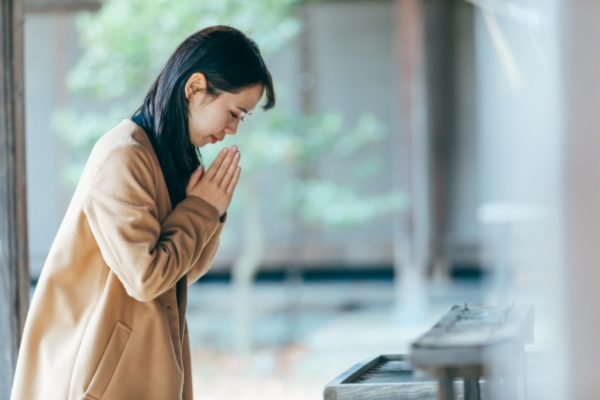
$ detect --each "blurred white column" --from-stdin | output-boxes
[472,2,565,397]
[562,1,600,396]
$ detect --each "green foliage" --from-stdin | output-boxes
[280,179,407,227]
[68,0,302,101]
[56,0,405,232]
[271,111,407,227]
[197,108,406,229]
[197,111,387,173]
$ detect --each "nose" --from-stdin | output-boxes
[224,119,240,136]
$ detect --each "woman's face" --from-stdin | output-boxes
[185,73,264,148]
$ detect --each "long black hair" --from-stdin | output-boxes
[132,25,275,207]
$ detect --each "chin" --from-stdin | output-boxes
[190,138,205,148]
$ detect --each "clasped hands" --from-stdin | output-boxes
[186,145,241,217]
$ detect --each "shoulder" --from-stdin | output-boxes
[91,120,158,169]
[88,119,159,184]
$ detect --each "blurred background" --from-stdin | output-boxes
[23,0,568,398]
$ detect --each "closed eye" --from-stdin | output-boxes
[231,112,245,122]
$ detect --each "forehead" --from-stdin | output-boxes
[219,85,264,110]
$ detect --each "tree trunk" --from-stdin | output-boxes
[232,181,264,355]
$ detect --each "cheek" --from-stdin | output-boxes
[193,107,229,135]
[188,109,203,135]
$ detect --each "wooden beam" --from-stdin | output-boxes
[24,0,100,13]
[0,0,29,396]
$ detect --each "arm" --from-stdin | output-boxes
[83,143,221,302]
[187,212,227,285]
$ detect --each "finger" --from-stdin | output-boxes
[227,166,241,194]
[213,144,238,184]
[212,149,235,184]
[186,165,203,195]
[221,152,240,188]
[205,147,229,179]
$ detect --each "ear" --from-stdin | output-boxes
[185,72,207,100]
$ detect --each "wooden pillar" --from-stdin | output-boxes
[393,0,478,311]
[423,0,477,278]
[392,0,430,319]
[423,0,457,279]
[0,0,29,396]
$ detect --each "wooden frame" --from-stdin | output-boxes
[410,305,534,400]
[323,354,442,400]
[0,0,29,395]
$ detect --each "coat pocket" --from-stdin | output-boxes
[83,321,132,400]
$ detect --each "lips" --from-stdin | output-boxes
[210,134,226,144]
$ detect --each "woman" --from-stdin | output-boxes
[11,26,275,400]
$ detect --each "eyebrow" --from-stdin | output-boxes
[237,106,252,115]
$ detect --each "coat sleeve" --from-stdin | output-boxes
[83,143,222,302]
[187,212,227,285]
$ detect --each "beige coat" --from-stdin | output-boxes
[11,119,226,400]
